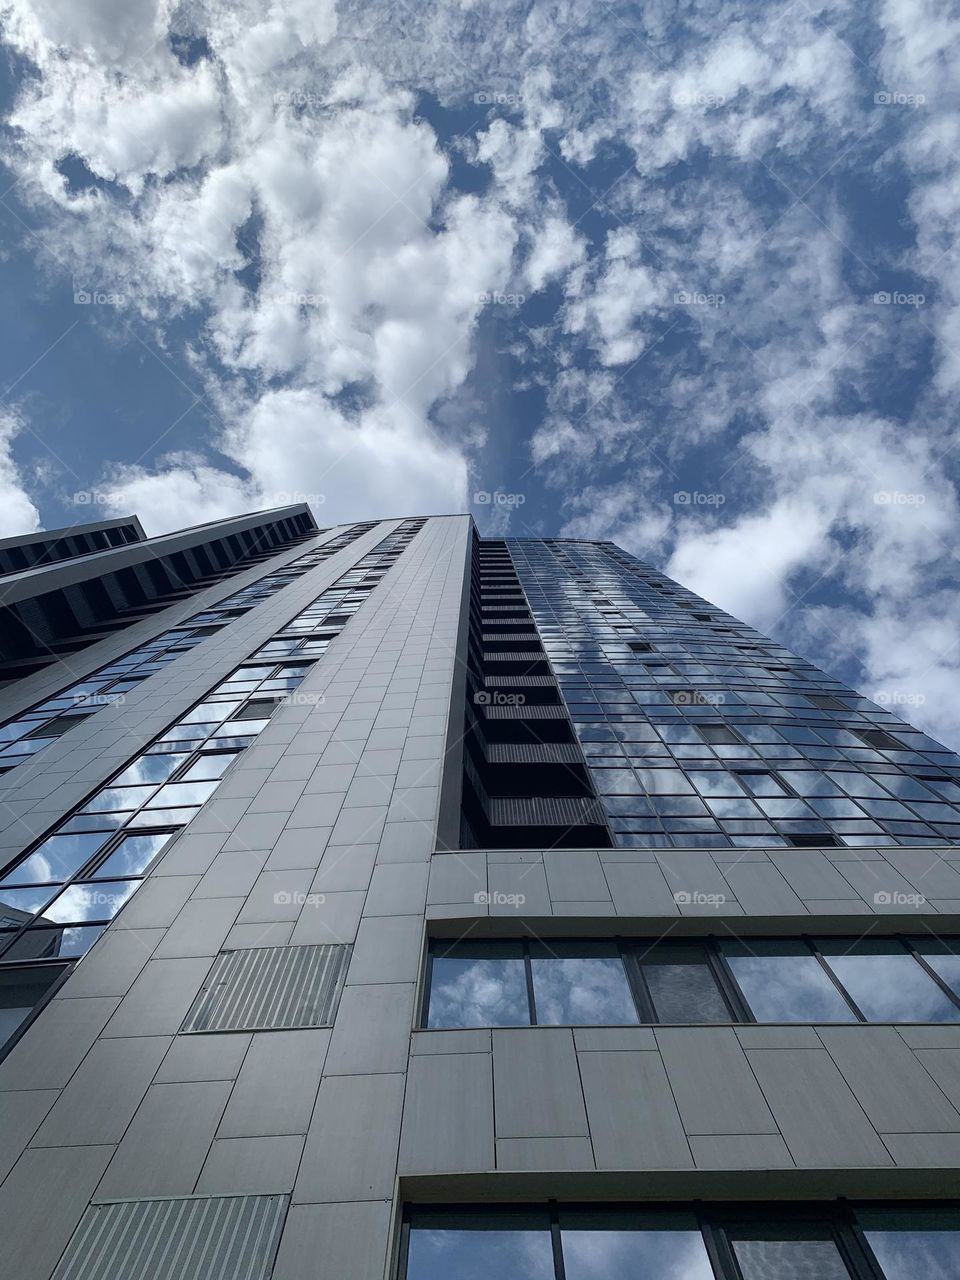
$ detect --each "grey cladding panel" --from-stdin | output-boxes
[52,1194,288,1280]
[181,946,350,1032]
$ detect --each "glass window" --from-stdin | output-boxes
[561,1217,713,1280]
[0,832,110,886]
[81,785,156,813]
[730,1236,850,1279]
[406,1217,554,1280]
[90,832,175,879]
[530,945,637,1025]
[720,941,856,1022]
[0,885,57,923]
[145,781,219,807]
[428,944,529,1028]
[818,940,960,1022]
[0,964,68,1050]
[110,754,187,786]
[859,1208,960,1280]
[639,945,731,1023]
[914,942,960,998]
[3,925,104,962]
[43,880,138,924]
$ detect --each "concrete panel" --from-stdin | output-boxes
[579,1050,692,1169]
[271,1202,391,1280]
[94,1080,232,1199]
[746,1049,893,1167]
[0,997,120,1091]
[323,984,415,1075]
[346,915,422,986]
[155,1033,251,1083]
[0,1090,59,1182]
[0,1145,114,1280]
[400,1054,494,1175]
[655,1028,778,1135]
[297,1073,405,1200]
[817,1026,960,1133]
[720,864,806,915]
[153,897,244,959]
[197,1135,305,1194]
[689,1134,795,1169]
[32,1036,171,1147]
[218,1030,330,1138]
[497,1137,594,1170]
[493,1029,588,1139]
[602,863,677,915]
[102,957,213,1037]
[56,928,164,998]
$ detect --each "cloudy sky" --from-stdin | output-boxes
[0,0,958,744]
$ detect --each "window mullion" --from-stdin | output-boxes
[806,938,868,1022]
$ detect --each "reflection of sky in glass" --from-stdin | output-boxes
[110,754,187,786]
[824,952,960,1022]
[918,950,960,997]
[82,784,156,813]
[428,957,529,1027]
[90,833,173,879]
[732,1238,850,1279]
[643,961,729,1023]
[0,885,57,921]
[721,946,855,1022]
[6,924,104,959]
[407,1229,554,1280]
[145,781,218,807]
[531,957,638,1025]
[562,1229,713,1280]
[43,880,137,923]
[865,1232,960,1279]
[0,832,109,885]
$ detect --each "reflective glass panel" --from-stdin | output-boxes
[640,947,731,1022]
[731,1237,850,1279]
[90,833,175,879]
[43,880,138,924]
[859,1209,960,1280]
[562,1224,713,1280]
[428,945,529,1027]
[720,941,856,1022]
[406,1223,554,1280]
[0,833,110,886]
[530,949,637,1025]
[818,940,960,1022]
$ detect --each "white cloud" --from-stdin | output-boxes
[0,409,42,538]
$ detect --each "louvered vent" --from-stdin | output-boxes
[489,796,607,826]
[486,742,584,764]
[52,1195,287,1280]
[181,944,350,1033]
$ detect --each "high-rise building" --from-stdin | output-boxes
[0,514,958,1280]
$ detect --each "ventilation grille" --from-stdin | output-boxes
[486,743,584,764]
[483,674,556,687]
[181,945,351,1033]
[52,1195,287,1280]
[483,704,567,719]
[489,796,607,826]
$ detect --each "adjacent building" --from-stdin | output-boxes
[0,513,957,1280]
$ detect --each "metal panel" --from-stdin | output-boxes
[180,945,350,1033]
[52,1194,288,1280]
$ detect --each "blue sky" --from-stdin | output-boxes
[0,0,958,745]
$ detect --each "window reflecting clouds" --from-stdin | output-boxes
[817,941,960,1023]
[531,950,637,1025]
[721,942,855,1023]
[428,946,529,1027]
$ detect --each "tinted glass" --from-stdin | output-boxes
[530,954,638,1025]
[913,944,960,998]
[721,942,856,1022]
[731,1237,850,1279]
[562,1228,713,1280]
[0,832,110,886]
[818,942,960,1022]
[859,1210,960,1280]
[0,964,67,1048]
[640,949,730,1022]
[43,880,138,924]
[90,833,174,879]
[428,948,529,1027]
[407,1226,554,1280]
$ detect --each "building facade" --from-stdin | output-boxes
[0,513,958,1280]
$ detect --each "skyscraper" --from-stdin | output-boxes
[0,514,958,1280]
